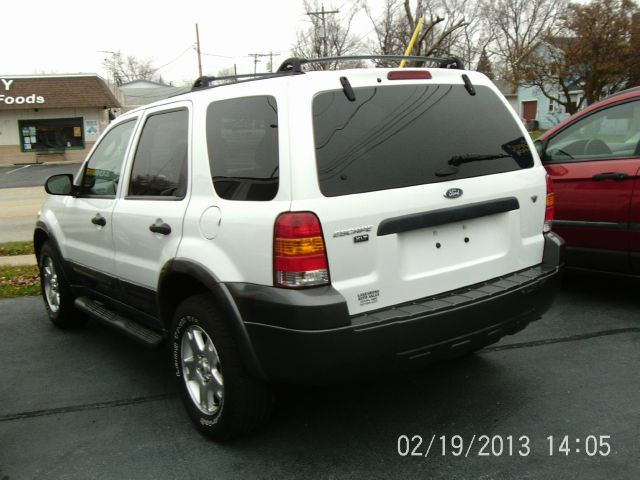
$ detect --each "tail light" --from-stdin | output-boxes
[274,212,329,288]
[544,174,555,233]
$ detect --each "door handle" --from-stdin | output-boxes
[592,172,628,181]
[149,219,171,235]
[91,214,106,227]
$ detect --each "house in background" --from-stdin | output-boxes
[517,82,583,130]
[117,80,190,110]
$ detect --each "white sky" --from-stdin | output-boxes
[2,0,381,85]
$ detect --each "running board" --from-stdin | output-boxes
[74,296,163,346]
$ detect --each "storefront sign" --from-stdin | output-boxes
[0,78,45,105]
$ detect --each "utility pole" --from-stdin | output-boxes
[195,23,203,77]
[249,53,271,74]
[306,4,339,57]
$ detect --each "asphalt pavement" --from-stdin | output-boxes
[0,163,81,189]
[0,273,638,479]
[0,163,80,242]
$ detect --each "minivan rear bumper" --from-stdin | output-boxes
[228,232,564,384]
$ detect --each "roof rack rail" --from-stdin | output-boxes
[277,55,465,73]
[191,71,298,91]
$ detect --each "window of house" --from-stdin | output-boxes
[128,109,189,198]
[18,117,84,152]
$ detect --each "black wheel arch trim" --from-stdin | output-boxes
[158,258,266,380]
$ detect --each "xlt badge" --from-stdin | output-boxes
[444,188,463,199]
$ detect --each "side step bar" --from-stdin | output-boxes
[74,296,164,346]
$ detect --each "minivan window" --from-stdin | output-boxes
[206,96,279,201]
[313,84,533,197]
[128,109,188,198]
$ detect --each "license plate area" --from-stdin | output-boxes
[399,214,511,280]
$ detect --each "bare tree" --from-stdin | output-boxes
[102,51,158,86]
[365,0,480,67]
[482,0,566,89]
[292,0,364,70]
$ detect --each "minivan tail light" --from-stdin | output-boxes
[387,70,432,80]
[544,174,555,233]
[274,212,330,288]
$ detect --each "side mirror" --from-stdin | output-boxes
[534,140,547,162]
[45,174,75,196]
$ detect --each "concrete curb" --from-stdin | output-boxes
[0,254,37,267]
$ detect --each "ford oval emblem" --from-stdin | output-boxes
[444,188,463,199]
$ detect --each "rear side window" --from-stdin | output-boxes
[207,96,279,201]
[128,109,188,198]
[313,84,533,197]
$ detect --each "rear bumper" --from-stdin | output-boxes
[228,233,564,384]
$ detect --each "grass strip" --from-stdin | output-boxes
[0,241,35,257]
[0,265,40,298]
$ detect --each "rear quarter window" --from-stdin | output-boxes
[206,95,279,201]
[313,84,532,197]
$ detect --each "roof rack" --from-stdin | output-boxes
[277,55,465,73]
[191,71,298,91]
[189,55,465,92]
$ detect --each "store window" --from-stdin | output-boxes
[18,117,85,152]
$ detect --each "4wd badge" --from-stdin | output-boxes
[444,188,463,199]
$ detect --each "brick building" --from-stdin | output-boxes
[0,74,120,166]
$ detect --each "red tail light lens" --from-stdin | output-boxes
[274,212,329,288]
[544,174,555,233]
[387,70,432,81]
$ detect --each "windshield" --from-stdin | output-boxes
[312,84,533,197]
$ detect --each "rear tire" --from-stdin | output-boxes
[171,294,274,441]
[38,241,86,329]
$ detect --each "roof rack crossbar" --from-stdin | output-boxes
[277,55,465,72]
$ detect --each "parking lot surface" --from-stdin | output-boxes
[0,164,81,242]
[0,273,638,479]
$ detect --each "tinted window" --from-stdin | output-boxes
[545,100,640,162]
[128,109,188,197]
[313,84,533,197]
[81,119,136,196]
[207,96,279,201]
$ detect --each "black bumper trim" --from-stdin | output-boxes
[350,264,556,331]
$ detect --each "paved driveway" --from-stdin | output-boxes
[0,274,638,479]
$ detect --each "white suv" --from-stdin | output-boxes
[35,56,563,440]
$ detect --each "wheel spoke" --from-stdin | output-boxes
[182,356,197,380]
[192,329,206,354]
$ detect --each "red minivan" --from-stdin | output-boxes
[536,87,640,274]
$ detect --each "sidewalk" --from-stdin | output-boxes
[0,254,37,266]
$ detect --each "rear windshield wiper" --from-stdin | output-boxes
[448,153,512,166]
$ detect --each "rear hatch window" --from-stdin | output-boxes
[313,83,532,197]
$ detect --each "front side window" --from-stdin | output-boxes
[545,100,640,162]
[80,119,136,196]
[18,117,84,152]
[313,84,533,197]
[128,109,189,198]
[206,96,279,201]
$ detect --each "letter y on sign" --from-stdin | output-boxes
[1,79,13,91]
